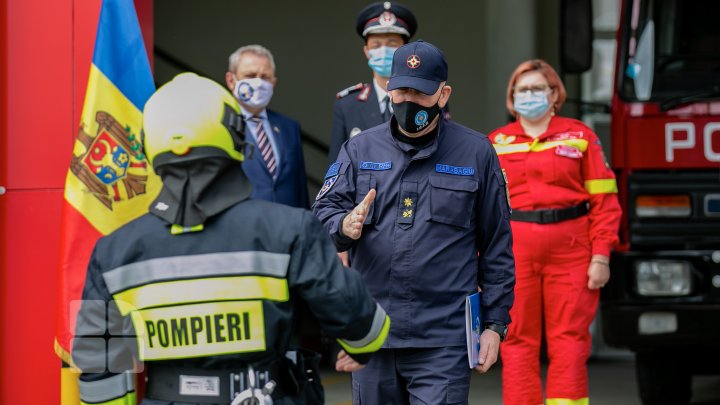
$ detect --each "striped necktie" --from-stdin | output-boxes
[250,116,277,179]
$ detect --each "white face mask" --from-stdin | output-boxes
[233,77,274,109]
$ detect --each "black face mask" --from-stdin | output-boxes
[391,91,443,134]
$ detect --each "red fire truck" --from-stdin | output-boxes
[564,0,720,403]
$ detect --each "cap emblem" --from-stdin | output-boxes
[379,11,396,26]
[414,110,428,126]
[406,54,421,69]
[383,1,392,10]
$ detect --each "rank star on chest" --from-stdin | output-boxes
[404,197,413,207]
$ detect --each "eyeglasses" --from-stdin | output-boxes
[513,85,553,96]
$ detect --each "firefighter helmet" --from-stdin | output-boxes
[142,72,246,168]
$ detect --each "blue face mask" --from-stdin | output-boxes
[513,91,550,120]
[367,46,397,78]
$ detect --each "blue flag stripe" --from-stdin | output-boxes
[92,0,154,111]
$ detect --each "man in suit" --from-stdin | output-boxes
[327,2,418,164]
[225,44,309,208]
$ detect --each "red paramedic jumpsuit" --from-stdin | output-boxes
[489,116,621,405]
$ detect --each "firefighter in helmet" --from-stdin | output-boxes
[72,73,389,405]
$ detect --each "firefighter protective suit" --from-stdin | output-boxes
[71,73,390,405]
[490,116,621,405]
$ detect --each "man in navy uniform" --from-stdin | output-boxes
[225,44,309,208]
[327,2,418,164]
[314,41,515,404]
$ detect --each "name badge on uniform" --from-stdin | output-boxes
[555,145,583,159]
[360,161,392,171]
[435,164,475,176]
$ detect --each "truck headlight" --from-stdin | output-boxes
[635,195,691,218]
[635,260,691,296]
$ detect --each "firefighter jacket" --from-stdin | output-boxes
[489,116,622,256]
[313,117,515,348]
[71,198,389,405]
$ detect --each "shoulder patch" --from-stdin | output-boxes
[356,84,371,101]
[336,83,365,99]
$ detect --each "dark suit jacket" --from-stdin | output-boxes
[242,109,309,209]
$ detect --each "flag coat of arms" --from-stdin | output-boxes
[54,0,159,386]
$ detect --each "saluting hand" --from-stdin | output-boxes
[342,189,376,240]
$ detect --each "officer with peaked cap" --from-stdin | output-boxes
[72,73,390,405]
[315,41,515,404]
[327,2,418,165]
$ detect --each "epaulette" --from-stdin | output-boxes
[336,83,366,99]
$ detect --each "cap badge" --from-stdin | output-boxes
[236,81,254,102]
[384,1,392,10]
[406,55,421,69]
[379,11,396,27]
[414,110,428,127]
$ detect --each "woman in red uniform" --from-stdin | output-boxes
[489,60,622,405]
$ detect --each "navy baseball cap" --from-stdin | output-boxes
[387,40,448,95]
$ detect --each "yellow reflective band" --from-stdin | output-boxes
[170,223,204,234]
[531,138,589,152]
[130,301,266,361]
[337,314,390,354]
[80,391,136,405]
[493,143,531,155]
[113,276,288,315]
[493,139,589,156]
[584,178,618,194]
[546,397,589,405]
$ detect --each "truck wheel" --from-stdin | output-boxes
[635,351,692,405]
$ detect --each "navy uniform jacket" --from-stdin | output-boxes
[329,83,381,164]
[73,198,388,404]
[314,118,515,348]
[243,109,309,209]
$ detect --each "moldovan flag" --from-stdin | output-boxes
[54,0,159,402]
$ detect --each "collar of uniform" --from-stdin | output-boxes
[387,115,442,159]
[373,78,389,106]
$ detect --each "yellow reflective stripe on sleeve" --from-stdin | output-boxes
[130,301,265,361]
[337,304,390,354]
[531,138,589,152]
[493,143,531,155]
[493,139,588,155]
[584,178,618,194]
[546,397,589,405]
[113,276,288,315]
[80,391,136,405]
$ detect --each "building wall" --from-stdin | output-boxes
[154,0,564,194]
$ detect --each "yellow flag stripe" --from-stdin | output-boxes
[584,178,618,194]
[493,139,589,155]
[64,64,161,235]
[113,276,289,315]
